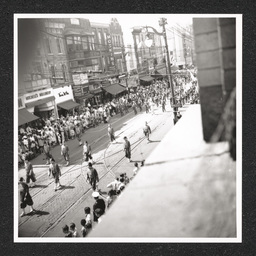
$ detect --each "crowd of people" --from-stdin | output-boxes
[19,73,199,236]
[61,158,144,237]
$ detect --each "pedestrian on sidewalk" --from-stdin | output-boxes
[62,225,72,237]
[107,124,116,143]
[86,162,99,191]
[61,142,69,166]
[143,121,152,142]
[84,207,92,226]
[80,219,87,237]
[106,189,118,208]
[48,158,62,191]
[24,157,36,187]
[92,191,106,222]
[69,222,78,237]
[106,177,121,194]
[43,141,51,165]
[123,136,131,162]
[83,141,93,164]
[133,162,140,176]
[19,177,35,217]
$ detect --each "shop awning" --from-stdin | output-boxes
[102,83,127,95]
[18,108,39,126]
[151,70,164,79]
[58,100,80,110]
[140,76,154,82]
[84,93,94,99]
[26,96,55,108]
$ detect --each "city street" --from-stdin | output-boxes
[18,103,182,237]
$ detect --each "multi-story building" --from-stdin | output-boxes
[166,24,194,68]
[109,18,127,74]
[131,26,165,85]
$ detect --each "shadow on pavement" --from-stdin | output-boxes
[59,185,75,190]
[33,185,48,188]
[148,140,161,143]
[27,210,50,216]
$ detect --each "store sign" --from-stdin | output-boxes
[72,84,83,97]
[72,73,88,85]
[18,96,24,110]
[53,85,74,104]
[106,34,116,71]
[24,88,53,104]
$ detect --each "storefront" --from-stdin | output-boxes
[53,85,80,117]
[89,83,103,105]
[18,96,39,127]
[102,83,127,101]
[24,88,57,120]
[139,75,154,86]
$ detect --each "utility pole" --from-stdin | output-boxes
[159,17,178,124]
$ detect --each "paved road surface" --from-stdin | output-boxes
[18,103,184,237]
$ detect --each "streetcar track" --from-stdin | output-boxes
[19,107,167,236]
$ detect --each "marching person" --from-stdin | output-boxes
[92,191,106,223]
[19,177,35,217]
[48,158,62,191]
[75,124,82,146]
[86,162,99,191]
[61,142,69,166]
[123,136,132,162]
[107,124,116,143]
[24,157,36,187]
[43,141,51,165]
[143,121,152,142]
[83,141,94,164]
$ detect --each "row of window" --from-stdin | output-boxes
[44,37,63,54]
[66,36,95,51]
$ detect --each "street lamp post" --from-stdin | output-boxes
[159,18,178,124]
[139,18,178,124]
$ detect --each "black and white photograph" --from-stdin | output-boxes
[14,13,242,242]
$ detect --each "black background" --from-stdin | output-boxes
[1,0,255,255]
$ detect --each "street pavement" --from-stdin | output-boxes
[18,103,184,238]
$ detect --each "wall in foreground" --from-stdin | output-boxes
[89,105,236,238]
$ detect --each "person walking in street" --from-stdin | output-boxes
[83,141,94,164]
[19,177,35,217]
[48,158,62,191]
[143,121,152,142]
[132,101,137,115]
[86,162,99,191]
[61,142,69,166]
[107,124,116,143]
[123,136,131,162]
[24,157,36,187]
[43,141,52,165]
[92,191,106,222]
[75,124,82,146]
[162,99,166,112]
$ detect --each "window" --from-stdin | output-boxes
[78,60,84,66]
[89,35,95,50]
[82,37,88,50]
[103,31,107,45]
[66,37,73,45]
[62,64,67,81]
[98,32,102,45]
[56,38,62,53]
[91,59,98,65]
[74,36,82,50]
[70,18,80,25]
[45,37,52,54]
